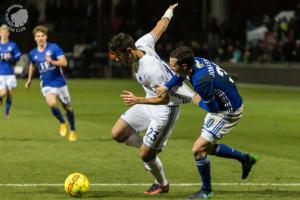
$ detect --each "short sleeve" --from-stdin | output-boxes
[28,52,34,64]
[53,43,64,59]
[135,33,156,51]
[11,42,21,61]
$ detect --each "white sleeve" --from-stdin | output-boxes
[135,33,157,52]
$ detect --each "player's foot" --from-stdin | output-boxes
[60,122,67,137]
[144,164,149,171]
[186,190,214,199]
[3,112,10,119]
[241,154,258,179]
[69,131,77,142]
[144,183,169,195]
[0,97,2,106]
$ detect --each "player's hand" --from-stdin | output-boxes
[155,86,169,97]
[192,93,201,105]
[45,56,52,64]
[120,90,139,106]
[168,3,178,11]
[25,80,31,89]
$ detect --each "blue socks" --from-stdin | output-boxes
[196,157,212,193]
[194,144,248,193]
[51,107,65,123]
[214,143,248,162]
[51,107,76,131]
[51,108,76,131]
[5,96,12,115]
[66,110,75,131]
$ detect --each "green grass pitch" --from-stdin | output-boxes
[0,79,299,200]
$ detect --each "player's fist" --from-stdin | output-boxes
[155,86,169,97]
[192,93,201,105]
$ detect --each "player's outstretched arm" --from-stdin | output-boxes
[150,3,178,41]
[121,90,169,105]
[25,63,36,89]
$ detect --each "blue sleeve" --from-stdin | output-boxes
[28,52,34,64]
[194,75,219,113]
[11,43,21,61]
[53,44,64,59]
[165,75,185,89]
[198,98,219,113]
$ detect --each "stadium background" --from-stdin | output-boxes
[0,1,300,200]
[1,0,300,84]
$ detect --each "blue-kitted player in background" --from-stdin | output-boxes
[156,46,258,199]
[0,24,21,118]
[25,25,77,142]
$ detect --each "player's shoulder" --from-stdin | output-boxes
[135,33,156,46]
[8,40,17,46]
[47,42,59,49]
[29,47,37,56]
[140,55,160,68]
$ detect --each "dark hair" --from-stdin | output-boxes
[108,33,136,53]
[170,46,195,67]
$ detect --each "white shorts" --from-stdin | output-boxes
[121,104,180,150]
[0,75,17,90]
[41,85,71,104]
[201,105,243,143]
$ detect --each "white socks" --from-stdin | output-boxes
[144,157,168,186]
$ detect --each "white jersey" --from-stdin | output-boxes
[135,33,193,106]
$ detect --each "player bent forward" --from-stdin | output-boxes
[108,3,194,195]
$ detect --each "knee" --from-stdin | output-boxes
[63,104,72,111]
[140,150,156,162]
[111,126,125,143]
[47,101,57,108]
[0,90,7,97]
[192,144,207,159]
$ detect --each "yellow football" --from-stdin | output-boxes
[64,173,89,197]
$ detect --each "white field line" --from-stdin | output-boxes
[0,183,300,187]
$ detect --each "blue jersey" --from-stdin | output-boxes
[29,43,66,88]
[0,40,21,75]
[166,57,243,113]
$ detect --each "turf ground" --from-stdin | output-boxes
[0,79,299,200]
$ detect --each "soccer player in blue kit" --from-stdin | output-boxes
[0,25,21,117]
[156,46,258,199]
[25,25,77,142]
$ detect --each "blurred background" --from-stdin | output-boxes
[1,0,300,85]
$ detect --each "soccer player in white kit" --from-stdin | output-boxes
[108,3,194,195]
